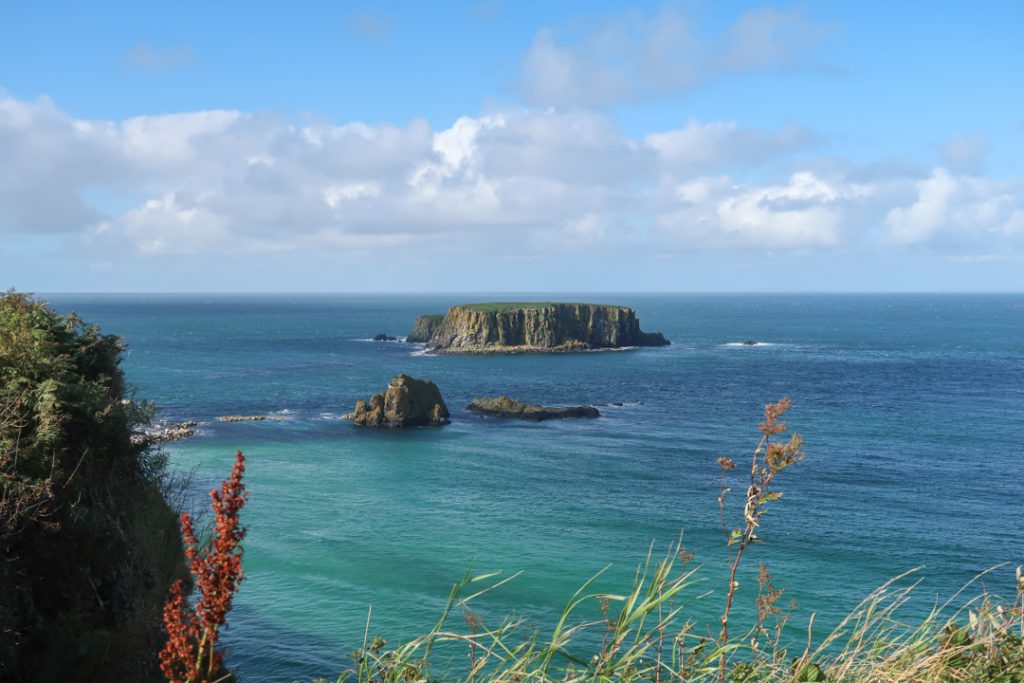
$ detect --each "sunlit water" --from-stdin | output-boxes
[47,293,1024,682]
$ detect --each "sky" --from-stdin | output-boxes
[1,1,1022,292]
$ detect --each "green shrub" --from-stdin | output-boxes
[0,291,185,682]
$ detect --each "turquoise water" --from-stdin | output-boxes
[48,294,1024,682]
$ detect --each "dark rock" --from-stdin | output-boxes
[373,333,397,342]
[344,374,450,427]
[742,340,758,346]
[467,396,600,421]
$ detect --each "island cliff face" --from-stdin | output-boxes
[408,303,669,353]
[406,314,444,343]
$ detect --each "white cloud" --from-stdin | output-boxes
[0,95,112,232]
[1,93,1022,261]
[645,119,817,173]
[655,172,873,249]
[114,193,230,255]
[518,7,831,107]
[885,169,1024,246]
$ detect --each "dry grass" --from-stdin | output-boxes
[305,556,1022,683]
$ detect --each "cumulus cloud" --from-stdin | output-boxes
[1,93,1021,262]
[518,7,831,107]
[645,119,818,173]
[0,95,113,232]
[885,169,1024,246]
[653,172,874,249]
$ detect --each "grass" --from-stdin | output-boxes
[455,302,621,313]
[311,556,1023,683]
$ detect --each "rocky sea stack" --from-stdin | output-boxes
[407,303,669,354]
[467,396,600,421]
[344,374,450,427]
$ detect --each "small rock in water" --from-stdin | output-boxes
[742,340,758,346]
[373,333,397,342]
[467,396,600,421]
[343,374,450,427]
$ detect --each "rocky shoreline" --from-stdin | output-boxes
[131,420,200,446]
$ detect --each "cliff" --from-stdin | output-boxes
[406,314,444,343]
[410,303,669,353]
[344,374,450,427]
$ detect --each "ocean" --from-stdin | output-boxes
[46,293,1024,682]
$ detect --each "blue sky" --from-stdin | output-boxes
[1,1,1022,291]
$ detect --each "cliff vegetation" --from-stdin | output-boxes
[0,292,184,682]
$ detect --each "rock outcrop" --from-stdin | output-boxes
[344,374,450,427]
[467,396,600,421]
[373,333,397,342]
[406,314,444,343]
[410,303,669,353]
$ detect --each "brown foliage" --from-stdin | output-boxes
[159,450,247,683]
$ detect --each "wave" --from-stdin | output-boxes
[723,341,776,348]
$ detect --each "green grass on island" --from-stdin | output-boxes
[456,301,619,312]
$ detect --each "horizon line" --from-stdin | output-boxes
[29,290,1024,296]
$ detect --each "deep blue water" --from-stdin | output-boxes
[46,293,1024,682]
